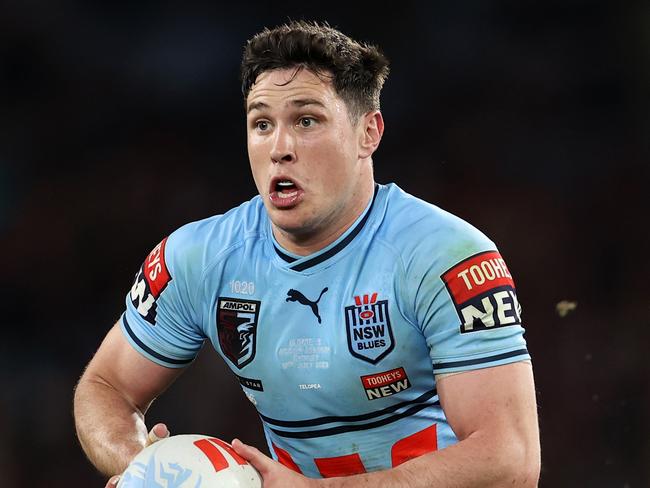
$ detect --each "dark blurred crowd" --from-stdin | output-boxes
[1,1,648,486]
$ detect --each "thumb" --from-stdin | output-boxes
[146,423,170,446]
[105,475,121,487]
[231,438,274,474]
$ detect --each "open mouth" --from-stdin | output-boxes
[271,178,299,197]
[269,177,303,207]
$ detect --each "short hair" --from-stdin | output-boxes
[241,21,390,121]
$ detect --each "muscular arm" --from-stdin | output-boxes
[235,361,540,488]
[336,361,540,487]
[73,322,184,476]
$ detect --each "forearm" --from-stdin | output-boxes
[73,375,149,476]
[320,431,539,488]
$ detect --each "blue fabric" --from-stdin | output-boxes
[120,183,530,477]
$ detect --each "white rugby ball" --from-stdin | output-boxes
[117,434,262,487]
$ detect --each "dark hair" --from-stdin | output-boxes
[241,21,390,120]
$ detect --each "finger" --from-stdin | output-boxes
[231,438,274,474]
[146,423,170,446]
[105,475,120,487]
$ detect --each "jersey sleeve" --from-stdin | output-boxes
[121,224,206,368]
[410,228,530,375]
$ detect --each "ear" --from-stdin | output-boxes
[358,111,384,159]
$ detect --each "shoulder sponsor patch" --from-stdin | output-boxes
[360,367,411,400]
[441,251,522,334]
[130,237,171,325]
[217,297,261,369]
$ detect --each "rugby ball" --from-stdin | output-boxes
[117,434,262,487]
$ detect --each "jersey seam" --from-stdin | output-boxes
[372,235,422,334]
[433,349,530,372]
[193,230,264,327]
[121,313,195,366]
[431,344,530,362]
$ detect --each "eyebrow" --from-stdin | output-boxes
[247,101,269,114]
[246,98,326,114]
[290,98,326,109]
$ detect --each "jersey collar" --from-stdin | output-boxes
[271,184,379,272]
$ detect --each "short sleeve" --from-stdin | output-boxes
[121,226,206,368]
[412,234,530,375]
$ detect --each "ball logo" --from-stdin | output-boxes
[130,238,171,326]
[193,437,248,473]
[441,251,522,333]
[117,434,262,488]
[345,293,395,364]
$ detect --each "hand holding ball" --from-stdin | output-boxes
[117,434,262,487]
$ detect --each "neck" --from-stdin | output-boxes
[273,179,375,256]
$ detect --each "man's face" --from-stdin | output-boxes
[246,68,374,250]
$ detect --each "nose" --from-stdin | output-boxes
[270,124,296,164]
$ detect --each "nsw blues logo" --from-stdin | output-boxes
[217,297,261,369]
[345,293,395,364]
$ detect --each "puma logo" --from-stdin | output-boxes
[286,287,329,324]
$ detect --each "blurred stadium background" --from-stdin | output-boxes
[1,1,648,486]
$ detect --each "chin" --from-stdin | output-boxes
[272,216,308,235]
[269,211,315,236]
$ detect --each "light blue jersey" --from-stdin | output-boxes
[121,183,530,478]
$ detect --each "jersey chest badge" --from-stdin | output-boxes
[345,293,395,364]
[216,297,261,369]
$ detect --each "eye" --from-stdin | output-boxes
[298,117,316,128]
[255,120,271,132]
